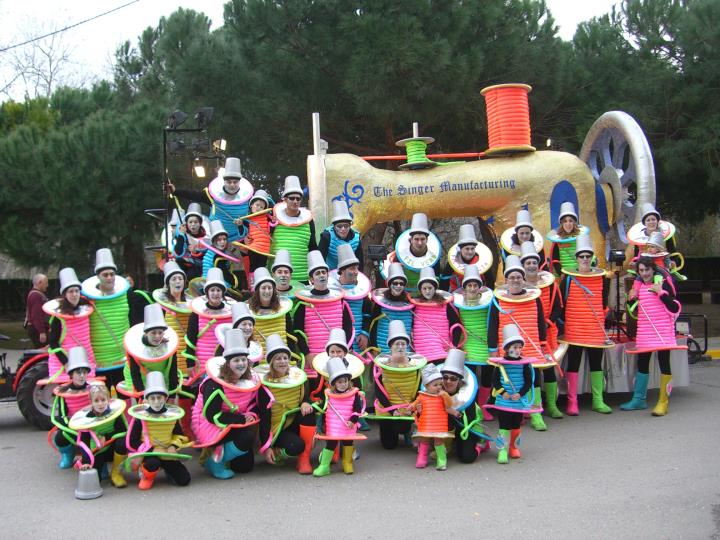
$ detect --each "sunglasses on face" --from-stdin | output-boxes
[286,196,301,202]
[442,375,460,382]
[577,254,592,260]
[335,223,351,229]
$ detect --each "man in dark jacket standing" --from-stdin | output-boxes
[25,273,49,347]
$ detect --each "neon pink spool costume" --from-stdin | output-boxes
[316,387,367,441]
[43,300,96,381]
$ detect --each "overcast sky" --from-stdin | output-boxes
[0,0,619,101]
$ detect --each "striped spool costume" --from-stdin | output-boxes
[192,358,261,447]
[330,270,371,353]
[547,226,590,274]
[316,387,366,440]
[370,289,414,355]
[410,291,455,362]
[44,300,96,381]
[535,271,560,352]
[323,227,360,271]
[453,289,493,366]
[53,386,91,443]
[560,269,612,349]
[259,367,307,452]
[270,204,313,282]
[446,243,494,292]
[413,392,453,438]
[372,354,425,418]
[121,323,179,395]
[152,289,191,376]
[249,297,293,351]
[81,276,130,373]
[486,357,537,413]
[188,297,233,376]
[295,287,349,378]
[493,287,546,360]
[627,277,683,354]
[206,176,253,243]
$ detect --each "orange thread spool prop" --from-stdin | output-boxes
[481,83,535,155]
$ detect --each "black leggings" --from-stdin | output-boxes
[476,365,494,388]
[99,367,124,390]
[637,351,672,375]
[379,419,412,450]
[143,457,191,486]
[221,427,256,473]
[247,252,268,273]
[324,440,354,451]
[533,367,557,387]
[566,345,604,372]
[455,433,479,463]
[497,410,523,430]
[273,412,316,457]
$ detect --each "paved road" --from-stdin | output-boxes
[1,362,719,539]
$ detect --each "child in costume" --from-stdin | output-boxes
[247,267,295,351]
[173,202,208,280]
[202,220,245,292]
[410,364,457,471]
[215,302,263,364]
[192,329,260,479]
[46,267,96,382]
[257,334,316,474]
[500,209,547,268]
[152,261,193,376]
[52,346,93,469]
[622,257,683,416]
[318,199,364,271]
[127,372,192,489]
[238,189,274,283]
[442,223,495,292]
[313,355,366,477]
[74,382,128,487]
[487,324,537,465]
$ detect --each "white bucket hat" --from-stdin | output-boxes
[575,234,594,256]
[325,328,348,354]
[143,371,169,398]
[519,241,541,263]
[441,348,465,378]
[307,250,329,277]
[503,255,525,278]
[502,323,525,350]
[282,175,303,198]
[224,328,250,358]
[59,267,82,295]
[331,199,352,224]
[327,356,352,385]
[457,224,478,246]
[462,264,483,287]
[209,220,228,242]
[408,213,430,236]
[66,346,91,374]
[421,364,442,386]
[387,319,410,348]
[515,209,533,231]
[272,249,293,272]
[232,302,255,326]
[143,303,168,332]
[223,157,244,180]
[559,202,578,223]
[94,248,117,274]
[337,243,359,270]
[204,267,227,293]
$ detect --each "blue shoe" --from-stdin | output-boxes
[620,372,649,411]
[358,417,371,432]
[99,463,109,481]
[58,445,75,469]
[222,441,246,462]
[204,457,235,480]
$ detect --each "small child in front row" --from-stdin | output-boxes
[410,364,458,471]
[486,324,537,465]
[313,356,365,477]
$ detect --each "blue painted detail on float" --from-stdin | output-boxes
[594,182,610,234]
[550,181,579,227]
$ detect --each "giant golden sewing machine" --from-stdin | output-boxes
[307,86,656,268]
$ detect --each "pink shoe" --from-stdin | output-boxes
[477,387,494,421]
[566,372,579,416]
[415,441,429,468]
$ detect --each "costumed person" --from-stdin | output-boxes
[318,199,364,271]
[372,320,426,449]
[201,220,246,294]
[119,304,180,398]
[152,261,193,377]
[71,382,128,487]
[621,257,683,416]
[271,249,299,300]
[51,346,93,469]
[239,189,274,285]
[487,255,549,430]
[547,202,589,275]
[365,262,414,355]
[185,268,235,383]
[555,234,612,416]
[440,349,484,463]
[247,267,294,351]
[172,202,208,280]
[215,302,263,364]
[257,334,316,474]
[521,241,563,421]
[383,213,443,291]
[81,248,135,389]
[410,267,460,363]
[192,329,260,479]
[312,355,366,477]
[329,243,372,354]
[500,209,547,269]
[410,364,457,471]
[126,372,192,489]
[629,202,679,261]
[293,251,354,401]
[269,175,318,282]
[443,223,495,292]
[451,264,494,425]
[45,268,96,382]
[634,231,686,283]
[486,324,537,465]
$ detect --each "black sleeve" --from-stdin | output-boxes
[308,220,318,251]
[258,387,272,444]
[375,374,391,408]
[354,236,364,269]
[603,276,611,310]
[551,243,561,276]
[129,416,143,450]
[536,299,547,342]
[448,304,462,346]
[202,380,245,425]
[483,267,497,290]
[342,301,355,341]
[555,275,569,323]
[349,393,363,423]
[185,313,199,361]
[168,354,179,393]
[549,283,563,323]
[363,299,381,335]
[439,261,454,292]
[129,356,144,392]
[216,258,237,290]
[487,304,499,350]
[518,364,533,396]
[318,230,330,259]
[173,233,187,257]
[128,290,150,326]
[293,304,309,354]
[49,317,67,364]
[660,281,681,313]
[492,365,503,394]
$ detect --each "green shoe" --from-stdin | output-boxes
[312,448,334,477]
[590,371,612,414]
[497,429,510,465]
[435,444,447,471]
[529,388,547,431]
[543,381,564,418]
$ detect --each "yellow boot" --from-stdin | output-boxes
[110,453,127,488]
[342,445,354,475]
[652,374,672,416]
